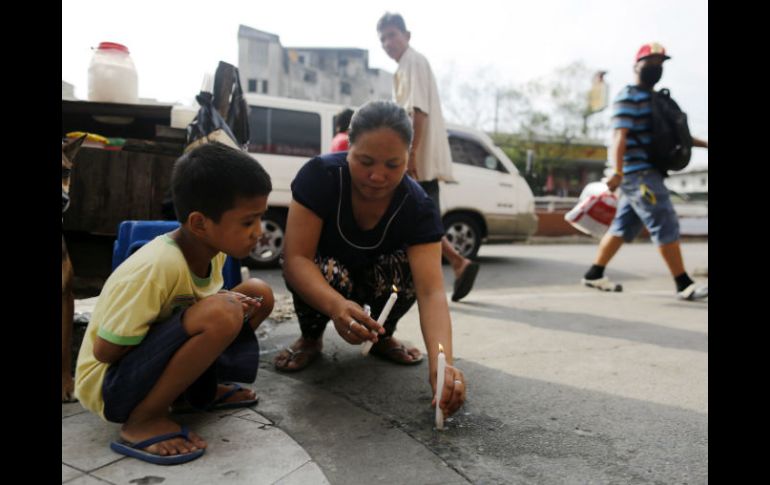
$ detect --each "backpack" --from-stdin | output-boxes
[648,88,693,172]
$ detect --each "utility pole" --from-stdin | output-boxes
[584,70,608,137]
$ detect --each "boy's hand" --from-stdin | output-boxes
[218,290,263,319]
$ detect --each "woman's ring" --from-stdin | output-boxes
[454,380,463,386]
[349,320,356,330]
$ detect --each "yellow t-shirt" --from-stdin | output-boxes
[74,234,225,419]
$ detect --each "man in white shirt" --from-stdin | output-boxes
[377,12,479,302]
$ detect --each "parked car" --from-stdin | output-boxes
[227,94,536,267]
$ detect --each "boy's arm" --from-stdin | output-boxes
[93,336,133,364]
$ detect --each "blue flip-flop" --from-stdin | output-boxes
[110,425,205,465]
[206,383,259,411]
[172,383,259,414]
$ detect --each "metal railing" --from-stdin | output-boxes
[534,196,579,212]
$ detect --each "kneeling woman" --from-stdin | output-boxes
[274,100,466,417]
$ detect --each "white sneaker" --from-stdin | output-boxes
[581,277,623,292]
[677,283,708,301]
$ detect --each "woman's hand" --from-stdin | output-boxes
[330,299,384,344]
[431,363,466,418]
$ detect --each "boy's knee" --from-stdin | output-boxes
[242,278,275,315]
[195,294,244,337]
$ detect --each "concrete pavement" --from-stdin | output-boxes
[63,241,707,484]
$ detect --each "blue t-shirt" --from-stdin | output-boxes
[290,152,444,270]
[611,85,655,174]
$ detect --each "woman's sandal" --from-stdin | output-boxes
[369,337,424,365]
[273,345,321,372]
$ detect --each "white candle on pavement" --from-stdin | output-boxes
[435,343,446,430]
[361,285,398,355]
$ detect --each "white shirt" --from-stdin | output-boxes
[394,46,455,183]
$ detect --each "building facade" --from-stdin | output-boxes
[237,25,392,106]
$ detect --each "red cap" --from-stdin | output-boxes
[97,42,130,54]
[635,42,670,62]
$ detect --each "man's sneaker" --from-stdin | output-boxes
[581,277,622,292]
[677,283,708,301]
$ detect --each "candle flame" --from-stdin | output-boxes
[392,285,399,293]
[438,343,444,353]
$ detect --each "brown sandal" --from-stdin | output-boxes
[273,343,322,372]
[370,337,424,365]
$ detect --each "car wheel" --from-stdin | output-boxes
[245,209,286,269]
[443,213,482,259]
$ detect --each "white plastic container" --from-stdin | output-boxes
[87,42,138,104]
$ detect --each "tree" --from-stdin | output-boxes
[440,61,611,195]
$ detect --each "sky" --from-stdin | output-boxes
[62,0,708,168]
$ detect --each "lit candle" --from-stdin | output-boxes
[435,343,446,430]
[361,285,398,355]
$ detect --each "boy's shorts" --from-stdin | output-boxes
[608,169,680,245]
[102,308,260,423]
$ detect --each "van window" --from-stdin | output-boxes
[449,135,509,174]
[247,106,321,157]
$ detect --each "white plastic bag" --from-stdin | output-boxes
[565,183,618,238]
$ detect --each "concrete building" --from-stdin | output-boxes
[238,24,392,106]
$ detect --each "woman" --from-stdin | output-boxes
[274,100,466,418]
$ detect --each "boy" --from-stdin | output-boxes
[74,142,274,465]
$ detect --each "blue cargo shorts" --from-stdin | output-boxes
[608,169,680,245]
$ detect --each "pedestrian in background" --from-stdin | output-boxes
[331,108,354,152]
[377,12,479,302]
[581,43,708,300]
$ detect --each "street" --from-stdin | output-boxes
[253,241,708,484]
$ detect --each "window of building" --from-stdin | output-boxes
[340,82,352,95]
[448,135,508,173]
[247,106,321,157]
[339,58,348,68]
[260,80,268,94]
[701,177,707,186]
[304,70,317,84]
[298,55,305,65]
[248,79,257,93]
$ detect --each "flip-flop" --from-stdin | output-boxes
[452,262,480,302]
[273,346,321,372]
[370,339,424,366]
[110,425,205,466]
[206,383,259,411]
[172,383,259,414]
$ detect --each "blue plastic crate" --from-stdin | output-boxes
[112,220,243,289]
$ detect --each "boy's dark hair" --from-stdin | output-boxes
[377,12,407,33]
[171,142,271,223]
[348,100,413,147]
[335,108,355,134]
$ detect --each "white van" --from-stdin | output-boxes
[231,94,536,267]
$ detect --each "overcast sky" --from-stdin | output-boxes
[62,0,708,168]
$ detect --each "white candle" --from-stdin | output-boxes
[435,343,446,430]
[361,285,398,355]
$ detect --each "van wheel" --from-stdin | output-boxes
[245,209,286,269]
[443,213,481,259]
